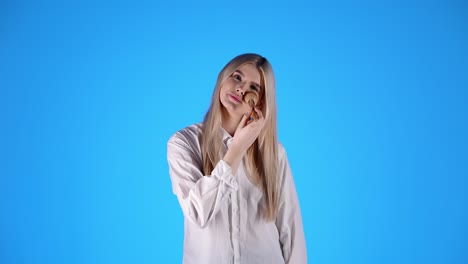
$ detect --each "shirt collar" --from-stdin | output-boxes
[220,127,233,147]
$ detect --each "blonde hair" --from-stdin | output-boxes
[201,53,279,221]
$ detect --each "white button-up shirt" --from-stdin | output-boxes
[167,124,307,264]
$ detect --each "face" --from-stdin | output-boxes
[219,63,262,121]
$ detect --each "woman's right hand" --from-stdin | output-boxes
[223,107,265,174]
[231,107,265,153]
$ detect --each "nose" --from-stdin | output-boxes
[236,85,246,96]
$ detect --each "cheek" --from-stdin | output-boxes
[219,87,228,103]
[222,79,236,89]
[220,83,229,94]
[219,86,230,105]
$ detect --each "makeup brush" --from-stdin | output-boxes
[243,92,259,121]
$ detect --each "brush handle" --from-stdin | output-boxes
[248,100,258,120]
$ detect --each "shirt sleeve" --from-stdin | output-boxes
[275,147,308,264]
[167,132,238,228]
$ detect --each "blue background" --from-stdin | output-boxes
[2,0,467,263]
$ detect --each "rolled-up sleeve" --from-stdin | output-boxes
[167,132,238,228]
[275,147,308,264]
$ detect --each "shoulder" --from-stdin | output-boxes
[167,123,203,152]
[277,141,287,160]
[168,123,202,142]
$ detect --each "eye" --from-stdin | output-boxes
[232,74,242,81]
[250,85,259,91]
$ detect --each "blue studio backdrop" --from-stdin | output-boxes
[2,0,467,263]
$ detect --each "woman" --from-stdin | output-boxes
[167,53,307,264]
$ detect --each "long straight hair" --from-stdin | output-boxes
[200,53,279,221]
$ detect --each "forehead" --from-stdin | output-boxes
[236,63,261,84]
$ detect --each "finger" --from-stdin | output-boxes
[246,114,254,125]
[237,114,249,129]
[254,107,264,120]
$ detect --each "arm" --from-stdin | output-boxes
[167,133,238,228]
[167,111,265,228]
[276,147,308,264]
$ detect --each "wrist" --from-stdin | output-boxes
[223,143,245,175]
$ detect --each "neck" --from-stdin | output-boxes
[222,115,241,137]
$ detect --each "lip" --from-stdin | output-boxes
[229,94,242,103]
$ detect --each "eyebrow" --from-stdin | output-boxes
[234,70,262,90]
